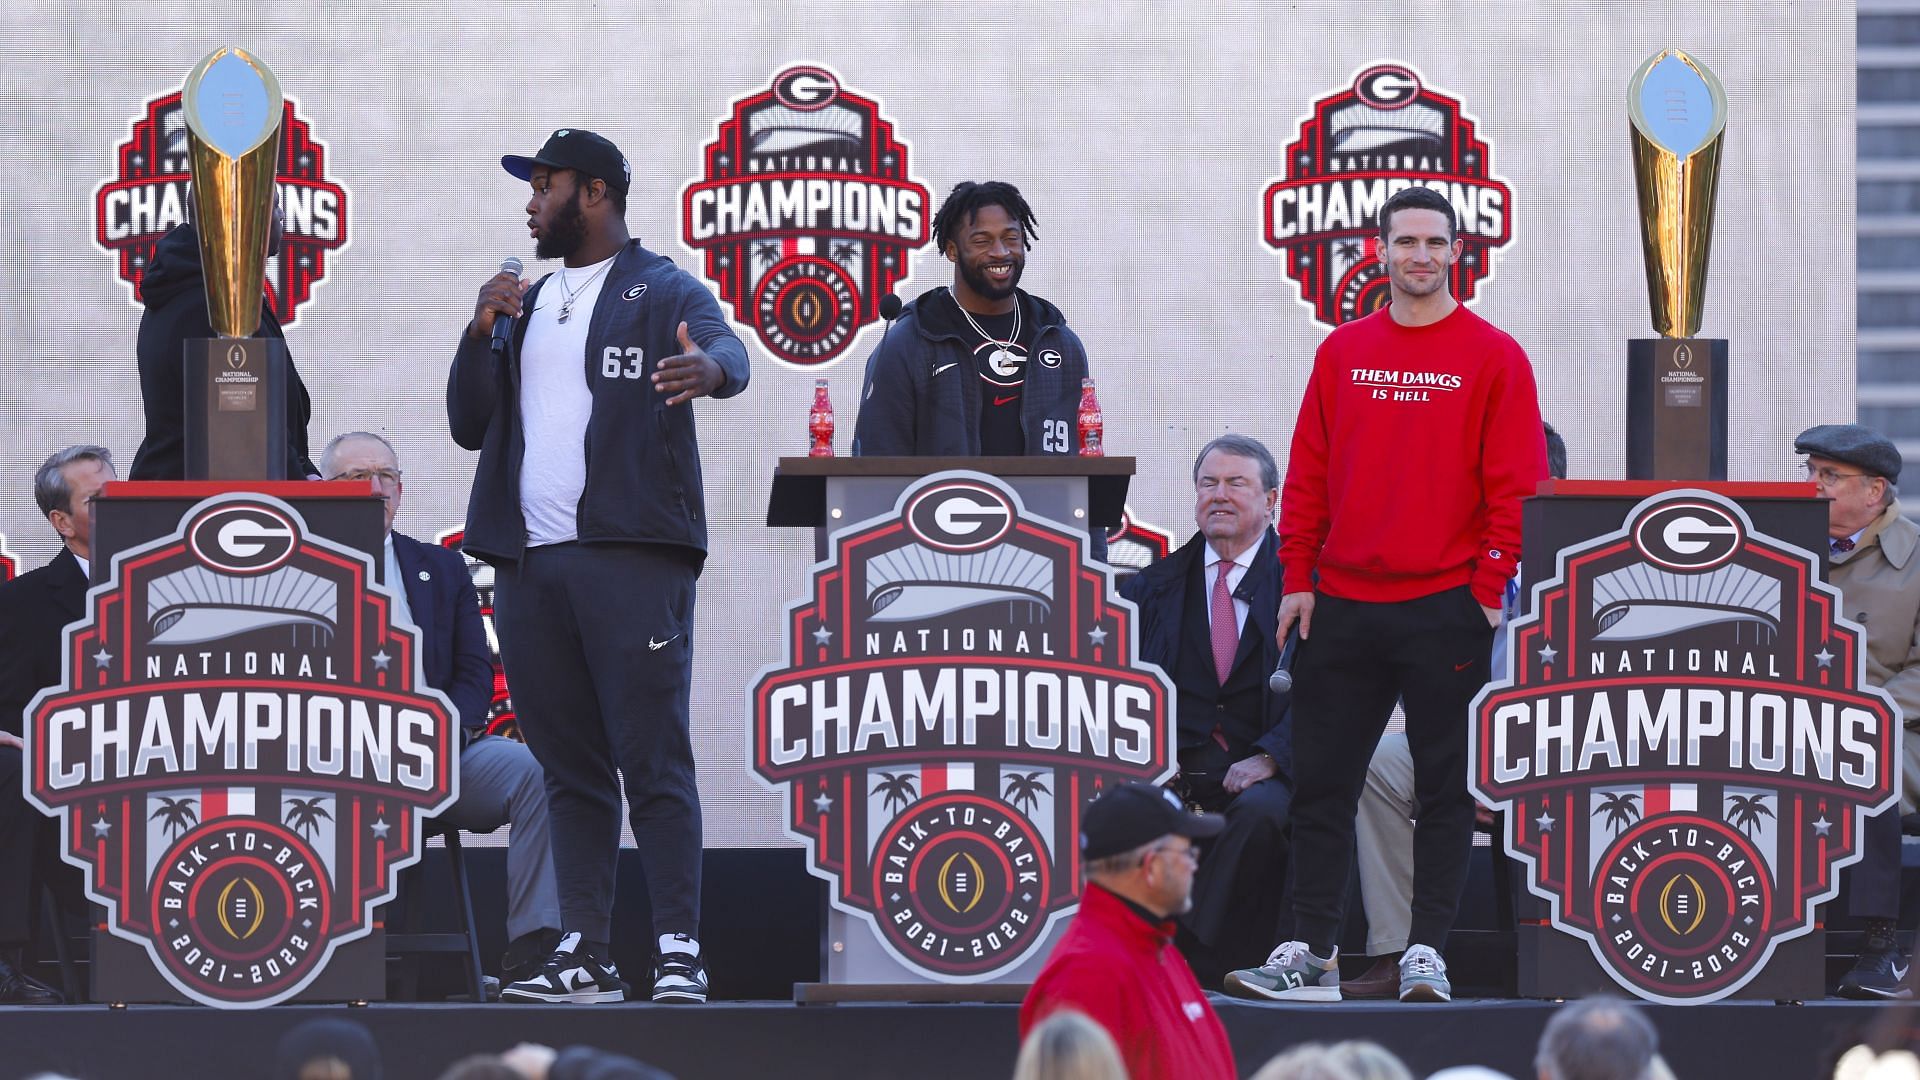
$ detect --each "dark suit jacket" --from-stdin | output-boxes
[0,549,87,738]
[1120,530,1292,782]
[391,531,492,735]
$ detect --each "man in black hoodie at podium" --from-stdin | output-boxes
[129,197,317,481]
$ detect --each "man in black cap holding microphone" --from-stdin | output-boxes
[449,127,749,1004]
[1019,782,1236,1080]
[1796,423,1918,998]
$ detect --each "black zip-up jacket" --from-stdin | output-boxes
[850,287,1091,456]
[130,223,316,480]
[447,240,749,569]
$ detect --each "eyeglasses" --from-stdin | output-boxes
[329,467,403,486]
[1801,462,1873,487]
[1142,842,1201,868]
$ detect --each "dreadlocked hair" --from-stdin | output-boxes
[931,181,1038,256]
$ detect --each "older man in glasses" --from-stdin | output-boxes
[321,432,562,996]
[1020,782,1235,1080]
[1796,423,1918,999]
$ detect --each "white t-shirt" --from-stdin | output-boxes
[518,254,616,546]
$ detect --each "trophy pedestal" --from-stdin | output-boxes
[183,337,289,481]
[1626,337,1727,480]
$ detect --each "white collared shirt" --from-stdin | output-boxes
[1205,538,1261,638]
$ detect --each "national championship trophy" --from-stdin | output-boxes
[181,46,291,480]
[1625,48,1728,479]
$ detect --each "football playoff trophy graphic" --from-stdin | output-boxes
[181,47,292,479]
[1625,48,1728,479]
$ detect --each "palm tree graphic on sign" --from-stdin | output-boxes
[871,772,918,814]
[830,242,856,266]
[1726,794,1773,839]
[150,796,199,840]
[756,242,781,269]
[284,797,332,841]
[1002,772,1050,817]
[1595,791,1641,837]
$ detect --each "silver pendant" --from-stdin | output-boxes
[557,303,573,325]
[991,348,1017,368]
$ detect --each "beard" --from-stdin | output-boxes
[535,187,589,261]
[958,254,1023,303]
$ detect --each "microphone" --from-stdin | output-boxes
[1268,626,1301,694]
[490,257,525,355]
[878,293,902,322]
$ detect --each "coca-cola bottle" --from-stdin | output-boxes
[808,379,835,458]
[1077,377,1104,457]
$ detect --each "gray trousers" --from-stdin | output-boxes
[440,734,560,941]
[1355,731,1415,956]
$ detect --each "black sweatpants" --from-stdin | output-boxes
[1289,585,1495,956]
[493,542,702,944]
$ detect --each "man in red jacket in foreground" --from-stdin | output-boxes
[1227,185,1546,1005]
[1020,782,1235,1079]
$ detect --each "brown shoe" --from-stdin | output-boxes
[1342,952,1403,999]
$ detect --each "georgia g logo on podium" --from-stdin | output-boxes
[23,494,457,1008]
[1472,490,1899,1004]
[748,472,1173,981]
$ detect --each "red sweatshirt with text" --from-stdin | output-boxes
[1280,304,1546,608]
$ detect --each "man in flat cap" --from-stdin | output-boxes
[1020,783,1235,1080]
[1796,422,1917,998]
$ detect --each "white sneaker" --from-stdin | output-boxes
[651,933,709,1004]
[1398,944,1452,1002]
[500,931,629,1004]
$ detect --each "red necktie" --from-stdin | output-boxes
[1832,536,1856,555]
[1211,560,1237,685]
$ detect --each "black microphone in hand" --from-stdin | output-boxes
[489,257,525,355]
[1268,626,1301,694]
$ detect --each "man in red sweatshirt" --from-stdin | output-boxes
[1020,782,1235,1080]
[1226,185,1546,1005]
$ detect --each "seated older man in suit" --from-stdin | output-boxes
[0,445,116,1004]
[1119,433,1293,988]
[320,432,561,992]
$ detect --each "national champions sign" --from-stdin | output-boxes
[748,472,1174,980]
[23,494,456,1008]
[1472,490,1900,1003]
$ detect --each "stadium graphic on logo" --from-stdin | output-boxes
[1262,62,1513,328]
[748,472,1173,980]
[683,64,930,369]
[1471,490,1899,1004]
[94,89,350,325]
[24,494,456,1008]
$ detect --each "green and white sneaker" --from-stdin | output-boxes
[1398,944,1452,1002]
[1224,941,1340,1002]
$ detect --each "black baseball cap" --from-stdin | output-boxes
[502,128,631,196]
[1079,782,1224,861]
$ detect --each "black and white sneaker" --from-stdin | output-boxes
[500,931,629,1003]
[651,933,709,1003]
[1837,947,1914,999]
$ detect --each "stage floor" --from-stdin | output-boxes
[0,997,1898,1079]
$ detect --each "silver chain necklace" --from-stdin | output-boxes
[954,293,1021,369]
[555,258,614,324]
